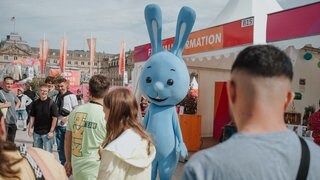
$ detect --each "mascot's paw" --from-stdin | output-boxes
[179,143,188,159]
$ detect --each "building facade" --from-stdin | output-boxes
[0,32,134,86]
[100,50,134,86]
[0,32,35,80]
[30,47,113,83]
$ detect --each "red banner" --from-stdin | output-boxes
[59,38,67,73]
[39,40,49,74]
[267,2,320,42]
[118,41,125,76]
[134,17,254,62]
[87,38,96,77]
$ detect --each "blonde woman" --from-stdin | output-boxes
[98,88,156,180]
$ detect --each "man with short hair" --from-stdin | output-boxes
[54,78,78,164]
[28,84,58,152]
[23,82,37,101]
[23,82,37,125]
[64,75,110,179]
[0,76,20,142]
[45,76,58,99]
[182,45,320,179]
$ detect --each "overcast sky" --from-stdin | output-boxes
[0,0,318,54]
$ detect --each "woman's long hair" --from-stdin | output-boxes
[0,117,22,179]
[103,88,153,155]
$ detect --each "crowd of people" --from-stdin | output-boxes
[0,45,319,179]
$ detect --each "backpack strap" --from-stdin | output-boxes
[296,136,310,180]
[27,147,55,180]
[48,98,53,110]
[19,144,44,180]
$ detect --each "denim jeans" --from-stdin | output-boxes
[33,132,54,153]
[55,126,66,165]
[16,109,28,129]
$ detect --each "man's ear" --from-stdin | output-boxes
[227,80,236,105]
[284,91,295,111]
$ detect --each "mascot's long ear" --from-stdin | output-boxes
[145,4,163,55]
[170,7,196,58]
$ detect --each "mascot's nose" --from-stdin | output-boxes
[154,81,164,91]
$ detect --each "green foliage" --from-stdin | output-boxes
[28,78,45,93]
[179,89,198,114]
[305,105,315,114]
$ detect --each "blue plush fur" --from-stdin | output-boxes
[139,4,196,180]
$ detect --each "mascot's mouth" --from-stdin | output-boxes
[148,96,168,102]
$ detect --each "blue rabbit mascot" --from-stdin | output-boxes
[139,4,196,180]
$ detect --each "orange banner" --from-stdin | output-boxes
[39,40,49,74]
[59,38,67,73]
[184,26,223,55]
[87,38,96,77]
[134,18,254,62]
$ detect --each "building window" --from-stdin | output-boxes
[81,61,84,65]
[3,55,8,60]
[75,61,78,65]
[94,62,97,66]
[68,60,71,65]
[14,56,18,60]
[88,62,90,65]
[80,54,83,58]
[54,59,57,64]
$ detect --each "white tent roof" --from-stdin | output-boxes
[184,0,283,62]
[212,0,282,45]
[269,35,320,50]
[211,0,282,27]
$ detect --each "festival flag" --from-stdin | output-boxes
[39,39,49,75]
[87,37,96,77]
[118,40,125,76]
[59,37,67,73]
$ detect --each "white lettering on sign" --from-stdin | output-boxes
[163,43,173,50]
[241,17,254,27]
[186,33,222,49]
[147,43,173,56]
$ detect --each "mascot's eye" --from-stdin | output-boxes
[167,79,174,86]
[146,77,152,83]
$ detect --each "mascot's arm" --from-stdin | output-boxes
[143,109,150,128]
[172,112,188,158]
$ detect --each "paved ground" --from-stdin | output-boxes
[15,128,217,180]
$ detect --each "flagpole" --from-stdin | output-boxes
[13,18,15,33]
[123,43,125,87]
[90,33,93,77]
[64,32,66,75]
[42,33,44,77]
[10,17,16,33]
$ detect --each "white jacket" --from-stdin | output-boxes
[17,94,32,110]
[98,129,156,180]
